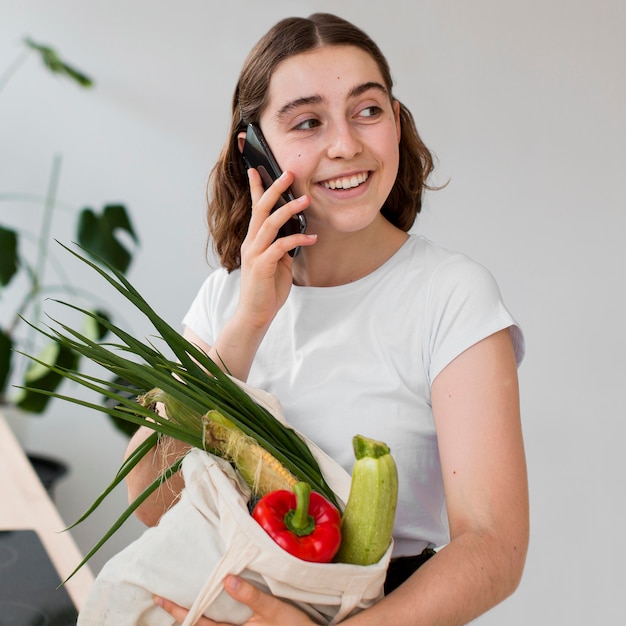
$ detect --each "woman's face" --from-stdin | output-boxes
[257,45,401,237]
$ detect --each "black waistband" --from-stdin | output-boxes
[384,548,436,595]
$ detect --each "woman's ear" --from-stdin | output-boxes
[237,131,246,154]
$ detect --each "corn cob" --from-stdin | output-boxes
[335,434,398,566]
[138,388,298,496]
[202,410,298,495]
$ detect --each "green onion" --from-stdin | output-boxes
[18,243,338,579]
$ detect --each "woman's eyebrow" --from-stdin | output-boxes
[348,81,389,99]
[275,95,323,121]
[274,82,389,122]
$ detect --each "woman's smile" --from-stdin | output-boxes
[258,45,401,235]
[319,171,370,190]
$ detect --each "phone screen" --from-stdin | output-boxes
[242,124,306,256]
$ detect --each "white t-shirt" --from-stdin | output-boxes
[183,235,524,557]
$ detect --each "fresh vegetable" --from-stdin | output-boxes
[139,389,298,496]
[19,245,338,505]
[203,410,300,496]
[334,435,398,566]
[17,244,340,580]
[252,482,342,563]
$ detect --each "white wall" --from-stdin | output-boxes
[1,0,624,623]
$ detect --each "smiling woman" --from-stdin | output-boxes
[116,12,528,626]
[206,17,435,274]
[255,46,402,252]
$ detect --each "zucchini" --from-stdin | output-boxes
[335,434,398,565]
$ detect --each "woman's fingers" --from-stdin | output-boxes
[235,167,315,330]
[153,577,316,626]
[246,167,290,227]
[223,576,316,626]
[246,166,268,210]
[245,169,310,253]
[153,596,228,626]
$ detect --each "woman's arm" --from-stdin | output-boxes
[155,329,528,625]
[125,169,314,526]
[124,424,190,526]
[346,327,529,625]
[123,328,210,526]
[123,320,272,526]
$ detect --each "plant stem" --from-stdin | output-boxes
[3,155,63,383]
[35,154,61,310]
[0,47,31,94]
[36,154,63,286]
[22,154,62,354]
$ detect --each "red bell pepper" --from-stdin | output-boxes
[252,482,342,563]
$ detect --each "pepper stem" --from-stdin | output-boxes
[284,482,316,537]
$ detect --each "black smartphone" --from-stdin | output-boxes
[242,123,307,257]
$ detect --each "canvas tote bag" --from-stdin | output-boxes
[77,384,392,625]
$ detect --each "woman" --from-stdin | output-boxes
[126,13,528,625]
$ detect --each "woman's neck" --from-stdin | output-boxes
[292,216,409,287]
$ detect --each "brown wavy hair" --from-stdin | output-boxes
[207,13,436,271]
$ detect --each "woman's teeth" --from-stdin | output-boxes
[321,172,369,190]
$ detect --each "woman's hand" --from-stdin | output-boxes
[237,168,313,330]
[206,169,315,382]
[154,575,317,626]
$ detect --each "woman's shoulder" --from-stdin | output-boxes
[402,236,509,315]
[184,266,240,320]
[401,235,489,278]
[195,266,242,299]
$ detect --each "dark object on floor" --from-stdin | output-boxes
[27,453,68,500]
[0,529,78,625]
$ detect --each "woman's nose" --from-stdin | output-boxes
[326,122,362,160]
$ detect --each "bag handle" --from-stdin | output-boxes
[331,578,374,624]
[181,538,260,626]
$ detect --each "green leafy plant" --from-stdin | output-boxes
[19,245,337,578]
[0,38,139,418]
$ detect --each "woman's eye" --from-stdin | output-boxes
[294,118,320,131]
[359,105,383,118]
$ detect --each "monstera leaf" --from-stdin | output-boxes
[0,330,12,395]
[14,341,79,413]
[77,204,138,274]
[0,38,139,422]
[14,310,111,413]
[0,225,19,287]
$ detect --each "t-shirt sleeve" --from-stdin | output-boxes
[424,254,524,385]
[181,268,236,346]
